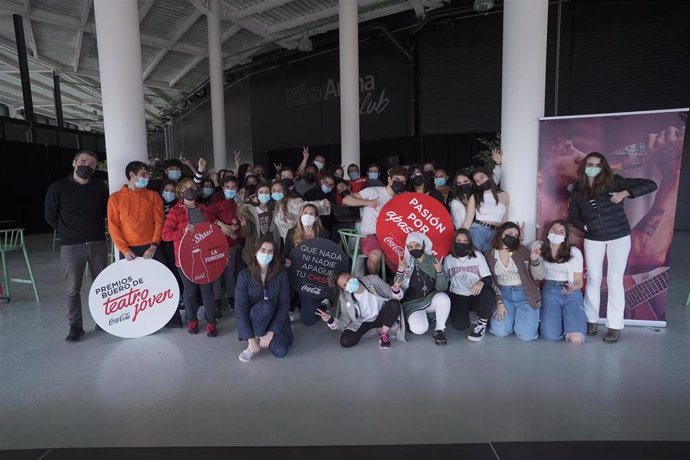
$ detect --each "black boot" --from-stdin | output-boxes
[66,324,85,342]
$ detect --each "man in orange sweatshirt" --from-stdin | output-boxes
[107,161,165,263]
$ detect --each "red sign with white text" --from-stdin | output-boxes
[178,222,229,284]
[376,192,454,262]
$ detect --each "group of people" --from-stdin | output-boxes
[44,144,656,362]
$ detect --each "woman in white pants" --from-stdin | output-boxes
[569,152,657,343]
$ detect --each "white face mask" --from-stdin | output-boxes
[300,214,316,227]
[313,160,324,171]
[547,233,566,245]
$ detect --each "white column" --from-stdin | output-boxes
[500,0,549,243]
[208,0,227,170]
[94,0,148,194]
[338,0,360,169]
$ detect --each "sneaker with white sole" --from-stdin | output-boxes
[238,347,253,363]
[468,322,487,342]
[379,331,392,349]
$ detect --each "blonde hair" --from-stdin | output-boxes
[175,177,196,199]
[293,204,322,246]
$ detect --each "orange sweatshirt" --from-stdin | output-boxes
[107,185,164,253]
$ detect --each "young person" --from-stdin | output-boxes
[237,183,280,266]
[408,164,444,205]
[235,238,293,362]
[270,179,330,242]
[466,167,509,252]
[448,170,475,230]
[433,168,451,203]
[316,272,405,349]
[158,179,184,327]
[485,222,544,341]
[538,220,586,344]
[569,152,657,343]
[444,229,495,341]
[394,232,451,346]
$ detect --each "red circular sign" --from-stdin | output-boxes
[178,222,229,285]
[375,192,454,263]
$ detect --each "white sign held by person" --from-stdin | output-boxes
[89,258,180,338]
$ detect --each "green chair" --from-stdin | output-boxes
[338,228,386,279]
[0,228,40,302]
[686,290,690,307]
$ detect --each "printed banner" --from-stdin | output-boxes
[178,222,229,285]
[538,109,688,326]
[89,258,180,338]
[376,192,454,263]
[288,238,348,298]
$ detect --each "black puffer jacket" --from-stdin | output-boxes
[569,174,657,242]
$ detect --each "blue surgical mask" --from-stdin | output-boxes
[162,191,176,203]
[167,170,182,181]
[349,172,360,180]
[256,252,273,266]
[223,189,237,200]
[368,172,379,181]
[321,184,333,194]
[202,187,214,198]
[585,166,601,178]
[258,193,271,204]
[271,192,284,202]
[135,177,149,188]
[434,178,447,187]
[345,277,359,294]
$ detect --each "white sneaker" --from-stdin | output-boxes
[289,310,301,323]
[238,347,253,363]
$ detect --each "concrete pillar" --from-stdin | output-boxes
[208,0,227,170]
[338,0,360,170]
[94,0,148,193]
[500,0,549,243]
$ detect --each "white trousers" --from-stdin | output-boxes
[583,235,631,330]
[407,292,451,334]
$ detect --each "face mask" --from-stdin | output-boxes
[167,170,182,181]
[321,184,333,194]
[349,172,360,180]
[162,191,176,203]
[300,214,316,227]
[202,187,214,198]
[135,177,149,189]
[477,181,491,191]
[434,177,447,187]
[368,172,379,181]
[314,160,324,171]
[283,178,294,188]
[585,166,601,178]
[454,242,470,257]
[548,233,566,245]
[245,172,252,178]
[182,188,199,201]
[391,180,406,195]
[457,183,473,195]
[271,192,284,202]
[424,171,434,183]
[503,234,520,251]
[223,189,237,200]
[345,277,359,294]
[412,175,425,187]
[304,172,316,183]
[76,165,95,179]
[409,247,425,259]
[258,193,271,204]
[256,252,273,266]
[246,184,257,196]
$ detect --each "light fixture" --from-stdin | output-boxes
[297,32,313,52]
[473,0,494,13]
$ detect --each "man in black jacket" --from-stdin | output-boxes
[45,150,110,342]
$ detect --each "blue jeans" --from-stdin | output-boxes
[490,286,539,341]
[249,300,293,358]
[469,223,496,253]
[540,281,587,342]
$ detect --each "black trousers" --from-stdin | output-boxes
[340,299,400,348]
[448,287,496,331]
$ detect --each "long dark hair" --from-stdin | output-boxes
[540,219,573,263]
[472,167,499,210]
[577,152,614,200]
[491,221,521,250]
[451,228,477,258]
[408,163,430,193]
[248,236,283,285]
[452,169,474,205]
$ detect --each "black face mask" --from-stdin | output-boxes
[182,188,199,201]
[283,178,294,188]
[246,184,257,196]
[76,165,95,179]
[503,234,520,251]
[412,175,425,187]
[391,180,406,195]
[409,247,425,259]
[304,172,316,183]
[454,242,471,257]
[456,183,473,195]
[424,171,434,183]
[478,181,491,191]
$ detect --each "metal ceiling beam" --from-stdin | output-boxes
[143,9,202,80]
[138,0,155,22]
[265,0,384,34]
[409,0,426,17]
[234,0,296,19]
[72,0,92,72]
[222,1,295,50]
[25,0,38,58]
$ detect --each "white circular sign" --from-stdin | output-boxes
[89,258,180,338]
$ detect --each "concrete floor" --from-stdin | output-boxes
[1,233,689,450]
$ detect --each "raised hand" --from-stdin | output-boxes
[315,308,331,323]
[302,146,310,159]
[530,241,542,262]
[197,157,207,172]
[432,256,444,273]
[396,254,407,273]
[391,278,403,292]
[274,162,282,172]
[491,147,502,164]
[234,150,241,164]
[609,191,629,204]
